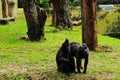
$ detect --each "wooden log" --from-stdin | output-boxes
[8,17,15,21]
[72,20,82,26]
[0,19,9,25]
[0,17,15,25]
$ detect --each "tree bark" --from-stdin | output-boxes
[23,0,47,41]
[52,9,57,26]
[81,0,98,51]
[7,0,15,17]
[51,0,72,30]
[49,0,56,26]
[1,0,8,18]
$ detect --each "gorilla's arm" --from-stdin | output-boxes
[56,53,70,62]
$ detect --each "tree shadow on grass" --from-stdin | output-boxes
[96,45,114,53]
[19,37,46,42]
[103,33,120,39]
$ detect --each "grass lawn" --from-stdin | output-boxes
[0,9,120,80]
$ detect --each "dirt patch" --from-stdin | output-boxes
[0,65,28,74]
[96,45,113,53]
[97,72,117,79]
[117,56,120,60]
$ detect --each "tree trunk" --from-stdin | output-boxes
[51,0,72,30]
[52,9,57,26]
[49,0,56,26]
[81,0,98,51]
[23,0,47,41]
[7,0,15,17]
[1,0,8,18]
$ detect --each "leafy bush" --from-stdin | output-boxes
[39,0,49,8]
[69,0,81,7]
[18,0,49,8]
[97,6,120,34]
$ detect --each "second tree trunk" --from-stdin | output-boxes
[23,0,47,41]
[51,0,72,30]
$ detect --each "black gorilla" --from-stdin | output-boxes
[56,39,75,74]
[70,42,89,74]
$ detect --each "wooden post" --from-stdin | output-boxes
[1,0,8,18]
[7,1,15,17]
[81,0,98,51]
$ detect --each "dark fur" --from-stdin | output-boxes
[56,39,75,74]
[70,42,89,74]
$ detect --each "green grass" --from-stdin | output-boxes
[0,9,120,80]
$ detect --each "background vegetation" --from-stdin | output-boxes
[17,0,120,8]
[97,5,120,34]
[17,0,80,8]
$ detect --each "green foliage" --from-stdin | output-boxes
[18,0,49,8]
[40,0,49,7]
[69,0,81,7]
[97,7,120,33]
[39,0,44,3]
